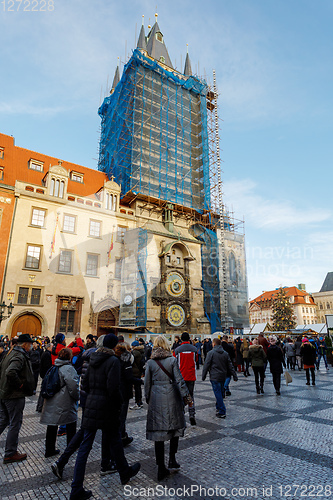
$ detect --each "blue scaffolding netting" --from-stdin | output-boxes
[98,49,211,212]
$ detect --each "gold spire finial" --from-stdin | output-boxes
[142,14,144,25]
[186,43,189,54]
[155,12,158,21]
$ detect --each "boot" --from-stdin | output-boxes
[256,387,260,394]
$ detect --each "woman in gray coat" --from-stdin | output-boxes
[40,348,79,457]
[144,335,190,481]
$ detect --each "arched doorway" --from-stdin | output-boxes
[11,313,42,338]
[97,309,116,336]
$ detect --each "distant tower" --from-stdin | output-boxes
[98,20,211,211]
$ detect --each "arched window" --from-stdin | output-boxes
[113,195,117,211]
[59,181,65,198]
[54,179,60,197]
[50,178,55,196]
[229,252,237,286]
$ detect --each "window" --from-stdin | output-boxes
[89,220,101,237]
[60,310,75,334]
[105,192,117,211]
[115,258,122,279]
[29,159,44,172]
[176,257,181,265]
[58,250,72,274]
[31,208,46,227]
[63,215,76,233]
[156,32,163,42]
[71,171,84,183]
[25,245,41,269]
[328,303,331,309]
[0,167,3,181]
[17,286,42,305]
[166,255,171,263]
[0,147,4,159]
[320,303,323,310]
[50,178,65,198]
[159,56,165,63]
[86,254,99,276]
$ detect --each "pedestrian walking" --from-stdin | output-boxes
[0,333,35,464]
[145,335,191,481]
[174,331,198,425]
[284,338,296,370]
[40,348,79,458]
[69,333,140,500]
[202,338,238,418]
[114,342,134,447]
[221,335,235,396]
[240,337,251,376]
[36,343,53,413]
[317,337,329,370]
[301,338,316,386]
[30,341,42,393]
[130,340,144,409]
[294,335,303,370]
[266,336,285,395]
[248,339,266,394]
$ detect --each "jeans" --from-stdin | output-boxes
[252,366,265,390]
[224,376,231,393]
[45,422,76,454]
[272,372,281,392]
[71,428,129,496]
[317,354,328,369]
[306,367,315,384]
[210,381,226,416]
[133,379,142,405]
[185,381,195,417]
[0,398,25,457]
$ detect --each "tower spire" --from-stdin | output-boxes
[184,45,192,76]
[111,62,120,93]
[137,16,147,51]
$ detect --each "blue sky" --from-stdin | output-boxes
[1,0,332,299]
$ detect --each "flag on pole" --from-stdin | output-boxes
[50,213,59,258]
[106,231,114,267]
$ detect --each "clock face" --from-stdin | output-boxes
[167,304,186,327]
[165,272,185,297]
[124,295,132,306]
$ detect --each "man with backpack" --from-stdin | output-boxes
[0,334,35,463]
[174,332,198,425]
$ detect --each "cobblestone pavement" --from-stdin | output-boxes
[1,367,333,499]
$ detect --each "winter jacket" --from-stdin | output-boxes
[203,340,213,356]
[235,340,243,364]
[174,342,197,381]
[40,350,52,379]
[221,341,235,362]
[51,342,66,365]
[301,343,317,366]
[0,346,35,399]
[79,347,97,409]
[267,345,285,374]
[318,341,327,355]
[30,347,41,371]
[248,345,266,367]
[284,342,296,358]
[202,345,237,383]
[119,351,134,401]
[132,345,145,378]
[240,340,250,359]
[81,347,123,430]
[40,358,79,426]
[294,340,302,356]
[144,347,189,441]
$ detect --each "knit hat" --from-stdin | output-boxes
[86,334,94,341]
[55,333,65,344]
[103,334,118,350]
[302,337,309,343]
[131,340,140,347]
[181,332,190,341]
[96,334,106,347]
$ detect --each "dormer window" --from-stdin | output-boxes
[156,32,163,43]
[50,178,65,198]
[159,56,165,63]
[289,296,294,303]
[71,171,84,183]
[29,159,44,172]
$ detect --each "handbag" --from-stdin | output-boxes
[154,359,192,406]
[284,371,292,385]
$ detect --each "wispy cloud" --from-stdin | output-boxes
[0,102,71,116]
[223,179,331,230]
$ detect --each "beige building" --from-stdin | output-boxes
[0,161,209,341]
[312,273,333,323]
[249,285,317,327]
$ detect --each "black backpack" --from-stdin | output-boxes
[41,365,61,399]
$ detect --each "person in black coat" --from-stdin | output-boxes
[266,336,286,395]
[69,334,140,500]
[30,342,42,393]
[114,342,134,447]
[300,338,316,385]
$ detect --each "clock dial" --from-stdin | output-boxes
[165,272,185,297]
[167,304,185,327]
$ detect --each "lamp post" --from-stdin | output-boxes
[0,301,14,325]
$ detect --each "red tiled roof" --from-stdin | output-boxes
[250,286,315,306]
[0,133,108,196]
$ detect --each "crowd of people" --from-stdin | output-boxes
[0,330,330,499]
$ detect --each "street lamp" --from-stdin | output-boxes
[0,302,14,325]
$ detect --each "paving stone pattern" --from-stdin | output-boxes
[1,368,333,499]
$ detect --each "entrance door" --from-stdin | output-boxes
[11,314,42,338]
[97,309,116,336]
